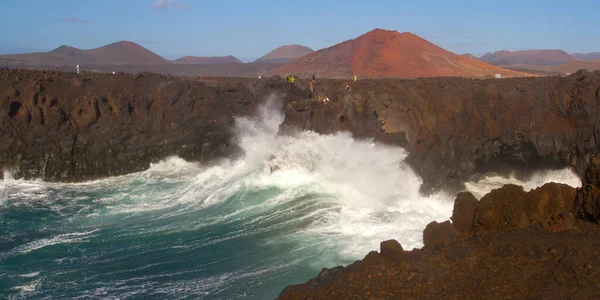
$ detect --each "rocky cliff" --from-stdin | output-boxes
[280,70,600,193]
[278,157,600,299]
[2,69,600,194]
[0,68,307,181]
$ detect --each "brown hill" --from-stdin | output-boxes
[270,29,525,78]
[86,41,169,64]
[480,50,574,66]
[571,52,600,61]
[0,41,169,65]
[254,44,314,64]
[173,55,242,64]
[49,45,98,63]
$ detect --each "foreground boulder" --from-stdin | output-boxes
[451,183,577,234]
[279,224,600,299]
[278,161,600,299]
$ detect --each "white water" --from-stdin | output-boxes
[1,98,582,255]
[464,168,581,199]
[0,97,583,298]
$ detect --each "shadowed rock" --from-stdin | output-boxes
[574,155,600,222]
[281,70,600,193]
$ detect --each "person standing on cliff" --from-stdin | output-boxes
[76,63,80,75]
[309,80,314,98]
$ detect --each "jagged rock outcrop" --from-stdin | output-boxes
[278,160,600,299]
[451,183,577,234]
[573,155,600,222]
[281,70,600,193]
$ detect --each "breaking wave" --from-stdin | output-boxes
[0,98,581,299]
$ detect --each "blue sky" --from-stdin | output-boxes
[1,0,599,61]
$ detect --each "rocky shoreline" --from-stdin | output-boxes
[3,68,600,193]
[280,70,600,193]
[3,68,600,299]
[278,157,600,299]
[0,68,304,181]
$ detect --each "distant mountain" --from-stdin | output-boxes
[461,53,479,60]
[86,41,169,64]
[480,50,573,66]
[270,29,525,78]
[254,44,314,64]
[0,41,169,65]
[571,52,600,61]
[173,55,242,65]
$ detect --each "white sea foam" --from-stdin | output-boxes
[0,96,583,259]
[465,168,581,199]
[0,96,584,299]
[11,279,41,293]
[10,230,98,254]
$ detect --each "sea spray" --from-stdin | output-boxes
[0,100,582,299]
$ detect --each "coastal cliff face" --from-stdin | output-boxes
[280,71,600,192]
[0,69,306,181]
[2,68,600,193]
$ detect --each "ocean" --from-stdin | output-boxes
[0,101,581,299]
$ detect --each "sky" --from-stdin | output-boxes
[0,0,599,62]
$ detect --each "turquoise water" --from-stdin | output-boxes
[0,158,349,299]
[0,103,581,299]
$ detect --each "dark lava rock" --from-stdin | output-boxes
[451,192,478,233]
[379,239,404,258]
[452,183,577,233]
[574,155,600,223]
[423,220,456,250]
[2,68,600,195]
[280,71,600,193]
[0,68,280,181]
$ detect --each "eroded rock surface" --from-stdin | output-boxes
[278,157,600,299]
[281,70,600,193]
[2,69,600,193]
[0,69,306,181]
